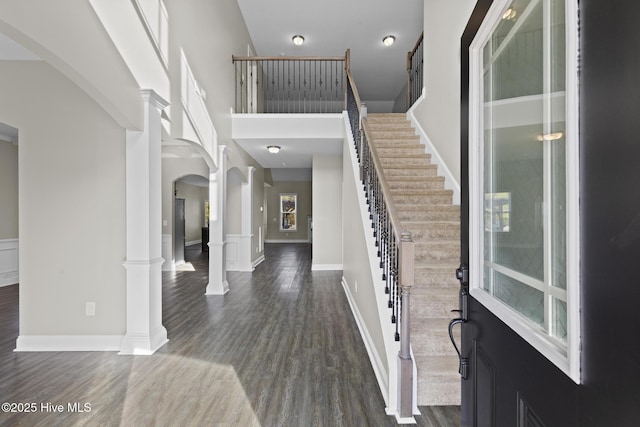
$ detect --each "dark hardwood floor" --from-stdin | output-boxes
[0,243,460,426]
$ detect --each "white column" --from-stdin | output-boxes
[206,146,229,294]
[238,166,256,271]
[120,90,169,355]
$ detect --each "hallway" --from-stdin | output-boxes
[0,244,459,426]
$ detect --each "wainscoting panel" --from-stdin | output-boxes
[0,239,18,287]
[226,234,253,272]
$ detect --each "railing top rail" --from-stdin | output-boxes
[361,119,404,240]
[408,32,424,60]
[233,55,346,62]
[346,69,362,107]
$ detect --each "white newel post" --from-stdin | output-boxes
[120,89,169,355]
[206,146,229,294]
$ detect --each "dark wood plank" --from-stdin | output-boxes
[0,243,459,426]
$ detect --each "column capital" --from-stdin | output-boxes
[140,89,169,110]
[218,145,230,157]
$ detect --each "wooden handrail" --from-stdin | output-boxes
[361,121,404,242]
[407,32,424,110]
[232,55,346,62]
[346,70,362,112]
[408,32,424,62]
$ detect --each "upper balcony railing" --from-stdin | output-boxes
[232,51,348,114]
[407,32,424,109]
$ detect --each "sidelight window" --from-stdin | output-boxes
[469,0,580,382]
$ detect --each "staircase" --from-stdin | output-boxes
[366,113,461,406]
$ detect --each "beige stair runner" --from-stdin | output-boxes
[366,113,461,406]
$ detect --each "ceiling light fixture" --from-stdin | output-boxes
[502,8,517,20]
[536,132,564,141]
[382,35,396,46]
[292,35,305,46]
[267,145,281,154]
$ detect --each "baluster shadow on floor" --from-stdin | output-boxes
[0,243,459,426]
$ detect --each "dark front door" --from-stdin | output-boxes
[458,0,640,426]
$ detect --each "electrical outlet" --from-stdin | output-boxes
[85,302,96,316]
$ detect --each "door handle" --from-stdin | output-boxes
[449,263,470,379]
[448,317,468,380]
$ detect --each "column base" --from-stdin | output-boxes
[118,326,168,355]
[205,280,229,295]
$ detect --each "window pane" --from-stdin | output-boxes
[492,270,544,327]
[480,0,567,338]
[552,298,567,341]
[485,127,544,281]
[280,194,297,231]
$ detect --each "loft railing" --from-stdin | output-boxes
[346,69,415,418]
[407,32,424,109]
[232,52,347,114]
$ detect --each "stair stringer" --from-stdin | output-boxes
[340,113,419,421]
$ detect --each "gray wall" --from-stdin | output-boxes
[0,140,18,239]
[312,155,343,268]
[265,180,312,242]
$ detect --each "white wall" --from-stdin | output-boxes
[0,61,126,336]
[312,155,343,270]
[167,0,258,173]
[341,129,392,402]
[0,140,18,239]
[0,1,144,130]
[411,0,477,185]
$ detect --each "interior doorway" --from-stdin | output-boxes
[174,198,186,266]
[0,123,19,289]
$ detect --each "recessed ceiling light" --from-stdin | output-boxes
[382,35,396,46]
[292,35,305,46]
[267,145,281,154]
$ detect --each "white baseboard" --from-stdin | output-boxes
[186,239,202,247]
[252,254,265,268]
[312,264,343,271]
[264,239,310,244]
[341,276,390,406]
[15,335,124,352]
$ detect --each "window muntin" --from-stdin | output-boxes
[469,0,579,382]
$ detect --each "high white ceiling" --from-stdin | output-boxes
[236,0,424,105]
[0,2,424,173]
